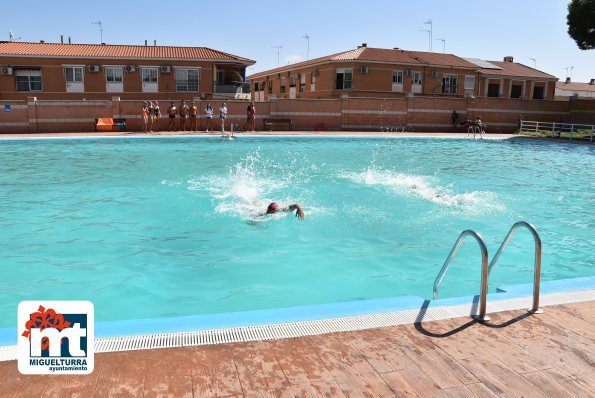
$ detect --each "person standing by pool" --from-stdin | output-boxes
[179,100,189,132]
[189,100,198,132]
[263,202,305,220]
[246,101,256,132]
[151,101,161,132]
[205,103,213,132]
[167,102,177,131]
[517,115,523,133]
[219,102,228,133]
[142,101,149,133]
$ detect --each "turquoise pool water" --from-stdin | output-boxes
[0,136,593,328]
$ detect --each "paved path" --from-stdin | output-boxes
[1,301,593,397]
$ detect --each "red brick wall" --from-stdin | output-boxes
[1,96,593,134]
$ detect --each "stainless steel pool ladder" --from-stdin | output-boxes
[432,221,542,323]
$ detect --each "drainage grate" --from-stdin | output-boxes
[1,289,593,362]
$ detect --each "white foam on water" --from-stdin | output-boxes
[187,151,309,221]
[341,167,504,214]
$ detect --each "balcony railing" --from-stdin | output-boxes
[215,83,250,94]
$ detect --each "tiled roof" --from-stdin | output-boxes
[555,81,595,92]
[405,51,477,68]
[0,42,255,64]
[248,47,498,79]
[481,61,556,79]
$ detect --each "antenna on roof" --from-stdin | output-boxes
[9,31,21,42]
[91,19,103,44]
[272,45,282,67]
[529,57,537,68]
[424,19,433,52]
[303,34,310,60]
[562,65,574,79]
[435,37,445,53]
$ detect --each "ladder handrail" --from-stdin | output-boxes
[488,221,542,312]
[433,230,490,321]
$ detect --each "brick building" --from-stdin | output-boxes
[248,44,557,101]
[0,41,254,101]
[555,78,595,99]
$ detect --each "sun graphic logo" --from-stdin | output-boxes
[18,301,94,375]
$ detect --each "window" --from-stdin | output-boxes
[487,83,500,97]
[392,71,403,84]
[412,71,422,85]
[336,68,352,90]
[65,67,83,83]
[442,74,457,94]
[280,77,286,93]
[105,67,123,83]
[259,81,265,91]
[532,85,544,100]
[268,81,272,95]
[254,82,259,92]
[142,67,158,83]
[464,75,475,96]
[290,75,297,87]
[16,71,42,92]
[175,68,199,92]
[510,84,523,98]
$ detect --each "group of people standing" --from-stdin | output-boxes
[141,101,161,133]
[142,100,257,133]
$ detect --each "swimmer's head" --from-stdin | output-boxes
[266,202,279,214]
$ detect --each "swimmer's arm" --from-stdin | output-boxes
[285,204,305,220]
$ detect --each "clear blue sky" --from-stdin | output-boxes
[2,0,593,82]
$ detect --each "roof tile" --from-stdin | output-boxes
[0,42,255,63]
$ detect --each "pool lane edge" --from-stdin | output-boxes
[1,276,593,361]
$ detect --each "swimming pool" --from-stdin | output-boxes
[0,136,593,329]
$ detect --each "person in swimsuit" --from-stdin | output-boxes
[151,101,161,132]
[245,102,256,132]
[179,100,189,132]
[219,102,228,133]
[167,102,177,131]
[142,101,149,133]
[205,103,213,132]
[189,100,198,132]
[263,202,305,220]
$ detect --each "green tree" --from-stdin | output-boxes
[567,0,595,50]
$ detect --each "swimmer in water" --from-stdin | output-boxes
[262,202,305,220]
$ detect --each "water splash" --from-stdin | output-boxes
[187,150,307,221]
[340,167,504,214]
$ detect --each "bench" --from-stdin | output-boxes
[95,118,127,132]
[263,118,293,131]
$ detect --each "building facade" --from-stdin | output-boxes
[555,79,595,99]
[0,41,255,101]
[248,45,557,102]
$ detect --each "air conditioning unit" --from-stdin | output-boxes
[160,66,171,73]
[1,67,13,75]
[125,65,135,72]
[88,65,100,72]
[360,66,368,74]
[405,69,413,76]
[431,71,439,78]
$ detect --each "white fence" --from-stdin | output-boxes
[520,121,595,142]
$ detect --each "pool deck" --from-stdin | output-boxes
[1,301,593,397]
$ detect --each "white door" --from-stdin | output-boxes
[142,67,158,93]
[65,67,84,93]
